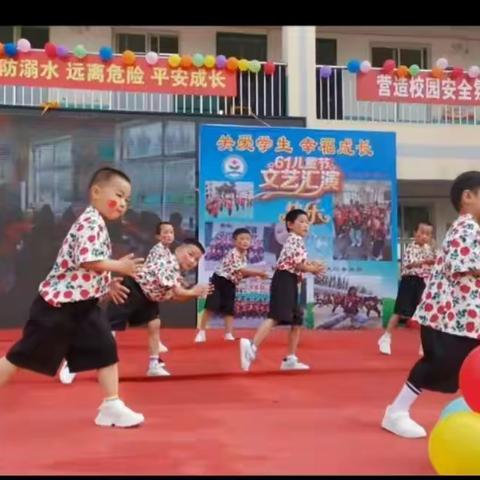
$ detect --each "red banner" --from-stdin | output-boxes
[0,51,237,96]
[357,70,480,106]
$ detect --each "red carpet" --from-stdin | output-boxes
[0,328,448,475]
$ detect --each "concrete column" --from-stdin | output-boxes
[282,26,316,123]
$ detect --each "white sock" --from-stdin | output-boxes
[389,383,421,414]
[149,356,159,368]
[381,331,391,339]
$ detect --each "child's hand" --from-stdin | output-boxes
[117,253,144,277]
[192,283,212,298]
[109,277,130,305]
[258,271,270,280]
[311,260,327,275]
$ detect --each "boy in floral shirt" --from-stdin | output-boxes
[240,209,326,372]
[378,221,435,355]
[0,167,145,428]
[194,228,269,343]
[104,237,210,377]
[382,171,480,438]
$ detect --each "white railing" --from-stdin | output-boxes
[316,65,480,125]
[0,60,287,117]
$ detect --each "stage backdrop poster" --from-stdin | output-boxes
[198,125,397,331]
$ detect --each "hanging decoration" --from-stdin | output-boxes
[44,42,57,59]
[17,38,31,53]
[346,59,361,74]
[319,66,332,79]
[264,61,276,76]
[99,46,114,62]
[145,51,159,66]
[382,59,396,74]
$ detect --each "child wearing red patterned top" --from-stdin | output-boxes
[0,167,145,428]
[382,171,480,439]
[194,228,269,343]
[105,237,209,377]
[240,209,326,372]
[378,221,435,356]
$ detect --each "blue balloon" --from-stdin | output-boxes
[4,43,17,57]
[99,46,113,62]
[440,397,471,420]
[347,59,361,74]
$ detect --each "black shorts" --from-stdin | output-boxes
[268,270,303,326]
[204,273,236,316]
[393,275,426,318]
[408,325,480,393]
[107,277,159,331]
[6,295,118,377]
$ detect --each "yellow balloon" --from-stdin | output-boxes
[429,411,480,475]
[204,55,216,69]
[238,59,249,72]
[168,54,181,68]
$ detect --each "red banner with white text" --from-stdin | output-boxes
[0,51,237,96]
[357,70,480,106]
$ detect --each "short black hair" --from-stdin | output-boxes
[156,221,173,235]
[415,220,433,231]
[232,227,251,239]
[450,171,480,212]
[285,209,308,232]
[88,167,131,190]
[182,238,206,254]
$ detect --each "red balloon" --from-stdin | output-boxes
[44,42,57,58]
[264,61,276,76]
[460,346,480,412]
[382,59,396,74]
[451,67,464,80]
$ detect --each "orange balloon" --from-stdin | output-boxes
[226,57,239,72]
[122,50,136,66]
[0,43,4,57]
[431,67,444,79]
[180,55,193,68]
[396,65,409,78]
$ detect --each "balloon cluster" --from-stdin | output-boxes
[428,346,480,475]
[344,56,480,81]
[167,54,275,75]
[0,38,279,76]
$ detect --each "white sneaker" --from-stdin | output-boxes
[381,406,427,438]
[94,399,144,428]
[224,333,235,341]
[239,338,256,371]
[147,364,171,377]
[378,333,392,355]
[194,330,206,343]
[158,342,168,353]
[280,355,310,371]
[59,361,77,385]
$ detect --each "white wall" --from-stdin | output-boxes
[50,27,112,52]
[315,27,480,67]
[49,26,283,61]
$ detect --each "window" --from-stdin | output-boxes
[217,32,267,61]
[149,34,178,54]
[371,44,429,68]
[20,26,49,48]
[31,138,73,214]
[116,32,179,54]
[116,33,146,53]
[0,26,14,43]
[316,38,337,65]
